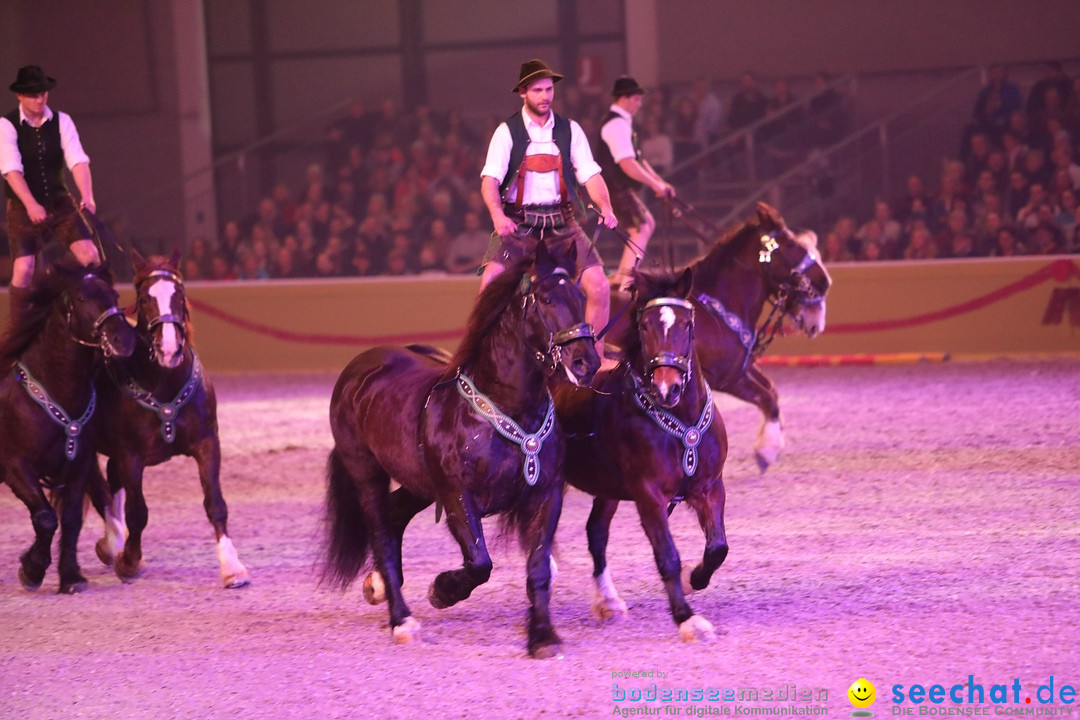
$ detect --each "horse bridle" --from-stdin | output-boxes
[135,269,190,343]
[521,267,595,372]
[65,273,126,356]
[752,230,826,356]
[759,230,825,307]
[637,297,695,380]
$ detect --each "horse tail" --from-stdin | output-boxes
[319,447,371,590]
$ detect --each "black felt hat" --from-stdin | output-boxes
[9,65,57,94]
[612,76,646,98]
[513,59,564,92]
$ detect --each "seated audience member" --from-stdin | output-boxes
[903,226,938,260]
[446,211,492,275]
[858,238,885,262]
[1027,221,1065,255]
[988,226,1026,257]
[820,231,854,263]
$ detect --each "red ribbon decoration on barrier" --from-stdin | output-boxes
[182,259,1080,345]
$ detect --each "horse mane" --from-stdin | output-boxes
[439,256,533,380]
[687,215,761,282]
[0,255,114,371]
[613,268,687,361]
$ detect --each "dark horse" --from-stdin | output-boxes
[88,249,250,588]
[321,241,599,658]
[612,202,831,470]
[0,253,135,593]
[555,267,728,641]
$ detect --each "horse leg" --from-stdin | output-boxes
[586,496,628,621]
[683,481,729,595]
[56,462,92,594]
[522,487,564,659]
[193,437,250,589]
[86,459,126,567]
[325,448,419,643]
[6,470,57,591]
[633,491,716,642]
[363,485,432,605]
[428,491,492,610]
[721,364,782,471]
[109,455,148,582]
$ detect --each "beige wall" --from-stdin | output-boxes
[7,257,1075,375]
[654,1,1080,81]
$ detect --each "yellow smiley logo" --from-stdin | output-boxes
[848,678,876,708]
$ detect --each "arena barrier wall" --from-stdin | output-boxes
[1,256,1077,374]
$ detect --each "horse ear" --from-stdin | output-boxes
[170,246,182,271]
[756,201,784,229]
[675,267,694,299]
[534,238,554,272]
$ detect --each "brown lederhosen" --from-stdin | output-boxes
[7,194,92,258]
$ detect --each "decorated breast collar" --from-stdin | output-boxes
[455,371,555,486]
[630,370,713,478]
[14,362,96,461]
[118,354,203,443]
[696,292,755,355]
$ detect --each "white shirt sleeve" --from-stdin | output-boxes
[58,111,90,169]
[568,118,601,184]
[600,114,636,164]
[0,116,21,177]
[479,122,512,183]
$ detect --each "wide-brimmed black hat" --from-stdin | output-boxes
[10,65,56,94]
[513,59,563,92]
[612,76,646,98]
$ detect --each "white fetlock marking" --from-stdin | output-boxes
[393,616,422,644]
[363,571,387,605]
[754,419,785,468]
[217,535,250,587]
[102,489,128,558]
[590,568,629,621]
[678,614,716,643]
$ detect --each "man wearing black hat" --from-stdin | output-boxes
[479,58,619,365]
[1,65,99,325]
[595,76,675,288]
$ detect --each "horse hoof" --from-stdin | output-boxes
[392,616,421,644]
[678,614,716,643]
[363,571,386,605]
[95,537,116,567]
[591,597,629,622]
[223,573,250,589]
[114,554,145,582]
[529,642,564,660]
[17,566,43,592]
[58,578,88,595]
[428,582,450,610]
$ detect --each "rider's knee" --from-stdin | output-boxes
[581,266,609,301]
[11,256,35,288]
[69,239,102,267]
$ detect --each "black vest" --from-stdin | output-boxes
[3,108,70,205]
[594,110,642,192]
[498,111,581,207]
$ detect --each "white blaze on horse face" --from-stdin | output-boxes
[659,306,676,338]
[148,279,181,363]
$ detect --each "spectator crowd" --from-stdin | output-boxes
[168,68,859,282]
[820,61,1080,263]
[7,61,1066,285]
